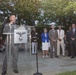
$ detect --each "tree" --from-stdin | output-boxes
[0,0,76,27]
[12,0,41,25]
[38,0,76,28]
[0,0,41,25]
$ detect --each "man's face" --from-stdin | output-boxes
[44,28,47,33]
[33,28,36,31]
[69,27,71,30]
[59,26,62,30]
[9,15,16,23]
[51,25,55,29]
[72,24,76,28]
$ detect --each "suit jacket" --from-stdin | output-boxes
[49,29,58,42]
[3,23,18,44]
[41,33,49,42]
[3,23,17,33]
[70,28,76,41]
[31,30,38,42]
[66,30,71,43]
[57,29,64,42]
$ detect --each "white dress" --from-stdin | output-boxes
[42,34,49,50]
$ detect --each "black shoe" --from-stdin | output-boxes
[1,71,6,75]
[71,56,75,58]
[1,73,6,75]
[55,56,59,58]
[50,56,53,58]
[13,70,19,73]
[32,53,35,55]
[50,57,53,58]
[63,55,66,57]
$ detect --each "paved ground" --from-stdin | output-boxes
[0,50,76,75]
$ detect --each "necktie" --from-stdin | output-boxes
[59,30,61,36]
[53,29,55,33]
[73,28,75,34]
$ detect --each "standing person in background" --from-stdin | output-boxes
[49,25,58,58]
[31,27,38,55]
[57,26,65,57]
[70,24,76,58]
[66,26,71,56]
[41,28,49,58]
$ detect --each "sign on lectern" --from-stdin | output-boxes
[14,25,27,44]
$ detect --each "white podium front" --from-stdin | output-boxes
[14,30,27,44]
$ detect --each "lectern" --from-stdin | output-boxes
[2,25,32,75]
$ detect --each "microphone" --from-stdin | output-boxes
[9,20,16,25]
[13,22,16,25]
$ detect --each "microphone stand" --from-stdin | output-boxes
[33,43,43,75]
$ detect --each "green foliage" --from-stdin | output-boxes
[41,0,76,16]
[14,0,41,25]
[57,71,76,75]
[0,0,41,25]
[0,0,76,27]
[39,0,76,27]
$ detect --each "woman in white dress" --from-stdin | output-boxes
[41,28,49,58]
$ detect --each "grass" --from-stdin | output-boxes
[57,71,76,75]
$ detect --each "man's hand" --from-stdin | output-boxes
[9,21,13,25]
[58,38,61,41]
[66,42,68,44]
[34,40,36,41]
[71,38,75,40]
[52,39,56,42]
[54,40,57,42]
[9,20,15,25]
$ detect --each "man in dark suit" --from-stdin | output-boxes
[49,25,58,58]
[70,24,76,58]
[66,26,71,56]
[1,15,19,75]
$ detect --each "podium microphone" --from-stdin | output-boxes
[33,48,43,75]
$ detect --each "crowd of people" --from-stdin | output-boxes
[31,24,76,59]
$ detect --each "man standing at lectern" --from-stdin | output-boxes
[1,15,19,75]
